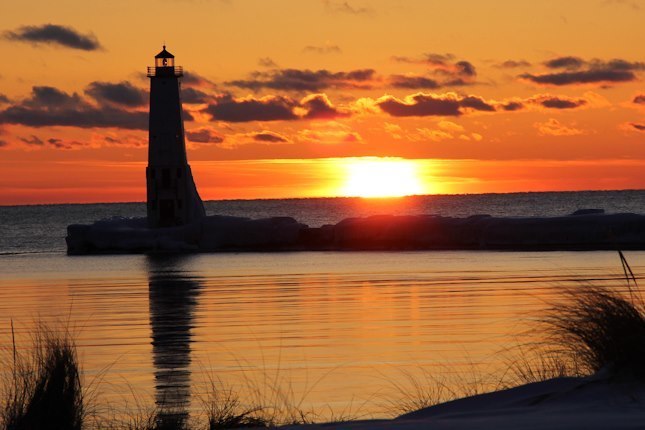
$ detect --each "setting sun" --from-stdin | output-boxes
[339,158,426,198]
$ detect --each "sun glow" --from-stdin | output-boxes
[339,158,426,198]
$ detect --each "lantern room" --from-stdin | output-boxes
[155,45,175,68]
[148,45,183,78]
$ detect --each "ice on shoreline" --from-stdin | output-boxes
[66,209,645,254]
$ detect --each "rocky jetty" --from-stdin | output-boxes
[66,210,645,254]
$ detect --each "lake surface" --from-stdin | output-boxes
[1,191,644,423]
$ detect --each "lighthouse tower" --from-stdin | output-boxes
[146,46,205,228]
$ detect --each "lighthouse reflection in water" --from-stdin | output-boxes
[147,256,202,426]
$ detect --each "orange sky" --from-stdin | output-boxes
[0,0,644,205]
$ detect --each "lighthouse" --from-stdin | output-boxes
[146,46,205,228]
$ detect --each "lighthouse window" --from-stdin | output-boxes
[177,168,182,178]
[161,168,171,188]
[150,169,155,179]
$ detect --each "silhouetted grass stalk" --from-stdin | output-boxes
[1,322,84,430]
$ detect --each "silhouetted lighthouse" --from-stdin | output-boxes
[146,46,205,228]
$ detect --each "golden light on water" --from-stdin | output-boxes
[338,157,427,198]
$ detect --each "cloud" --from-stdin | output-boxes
[521,58,644,86]
[495,60,531,68]
[375,92,494,117]
[544,56,585,69]
[24,86,82,108]
[20,135,44,146]
[437,120,465,133]
[181,87,211,104]
[453,61,477,78]
[416,128,454,142]
[634,95,645,105]
[0,140,8,148]
[384,120,481,143]
[501,101,525,111]
[91,133,146,148]
[323,0,373,15]
[501,93,599,112]
[365,91,592,118]
[392,53,477,86]
[534,118,585,136]
[535,95,586,109]
[389,75,440,89]
[217,131,292,148]
[0,85,148,130]
[3,24,101,51]
[460,95,495,111]
[251,131,289,143]
[182,71,217,89]
[395,53,454,65]
[226,68,377,92]
[384,122,403,139]
[298,122,362,144]
[203,94,298,122]
[303,42,342,54]
[377,93,461,117]
[258,57,278,68]
[0,94,9,104]
[46,138,82,150]
[202,93,348,122]
[16,134,83,150]
[521,69,636,85]
[85,81,147,107]
[300,93,348,119]
[186,127,224,144]
[628,122,645,132]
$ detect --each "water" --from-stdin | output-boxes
[1,191,645,423]
[3,190,645,255]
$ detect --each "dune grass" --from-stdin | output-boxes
[505,348,582,386]
[535,251,645,381]
[202,385,268,429]
[1,322,84,430]
[198,366,319,429]
[543,285,645,381]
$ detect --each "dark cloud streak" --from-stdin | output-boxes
[522,58,644,86]
[19,135,44,146]
[3,24,101,51]
[227,68,376,92]
[377,94,463,117]
[202,92,347,122]
[186,128,224,144]
[0,86,148,130]
[544,56,585,69]
[204,94,298,122]
[495,60,531,68]
[389,75,440,89]
[85,81,147,107]
[252,131,288,142]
